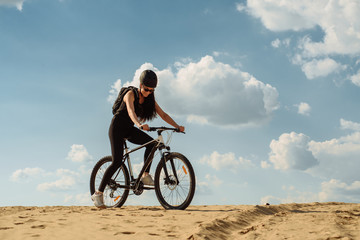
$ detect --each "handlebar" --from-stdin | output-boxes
[141,126,185,134]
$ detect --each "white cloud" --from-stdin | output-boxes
[186,115,209,125]
[235,3,247,13]
[205,174,223,187]
[64,195,73,203]
[37,168,80,192]
[212,51,229,57]
[283,38,291,48]
[75,193,92,205]
[202,8,212,15]
[242,0,317,32]
[260,160,271,169]
[309,131,360,158]
[0,0,65,11]
[308,131,360,182]
[261,186,320,205]
[196,178,213,196]
[319,179,360,202]
[243,0,360,55]
[296,102,311,116]
[261,192,319,205]
[64,192,92,206]
[271,39,281,48]
[12,149,92,195]
[10,167,45,182]
[260,195,282,205]
[267,127,360,183]
[66,144,93,163]
[200,151,254,171]
[340,118,360,131]
[37,175,76,191]
[176,56,277,127]
[350,70,360,87]
[55,168,80,177]
[282,185,295,191]
[241,0,360,82]
[107,79,122,103]
[301,58,346,79]
[261,180,360,204]
[271,38,291,48]
[0,0,25,11]
[268,132,319,170]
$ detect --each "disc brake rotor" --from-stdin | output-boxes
[167,175,178,190]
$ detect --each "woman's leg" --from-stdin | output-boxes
[127,127,157,173]
[97,119,126,193]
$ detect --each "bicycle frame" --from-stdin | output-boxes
[119,128,178,192]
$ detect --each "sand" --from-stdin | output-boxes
[1,202,359,239]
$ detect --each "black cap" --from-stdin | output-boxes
[140,70,158,88]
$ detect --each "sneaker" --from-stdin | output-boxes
[91,192,106,209]
[141,175,154,186]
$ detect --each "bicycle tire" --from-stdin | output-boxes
[154,152,196,210]
[90,156,130,208]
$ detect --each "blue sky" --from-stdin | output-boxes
[1,0,360,207]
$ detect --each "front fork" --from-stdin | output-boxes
[160,151,179,185]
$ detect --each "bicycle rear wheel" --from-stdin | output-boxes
[90,156,130,208]
[154,152,196,210]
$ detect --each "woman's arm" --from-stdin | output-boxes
[155,101,185,132]
[123,91,143,128]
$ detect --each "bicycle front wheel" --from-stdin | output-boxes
[154,152,196,210]
[90,156,130,208]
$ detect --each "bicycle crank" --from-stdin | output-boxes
[133,181,144,195]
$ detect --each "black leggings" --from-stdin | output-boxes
[98,116,156,192]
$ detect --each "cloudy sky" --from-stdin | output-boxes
[1,0,360,207]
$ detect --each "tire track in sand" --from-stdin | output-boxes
[187,202,360,240]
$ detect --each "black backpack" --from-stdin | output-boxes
[112,86,138,115]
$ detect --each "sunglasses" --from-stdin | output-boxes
[143,86,155,93]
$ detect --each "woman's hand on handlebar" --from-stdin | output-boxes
[178,126,185,132]
[140,124,150,131]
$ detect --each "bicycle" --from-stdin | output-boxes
[89,127,196,210]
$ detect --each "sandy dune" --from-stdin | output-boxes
[1,202,359,239]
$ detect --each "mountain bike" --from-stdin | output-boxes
[89,127,196,210]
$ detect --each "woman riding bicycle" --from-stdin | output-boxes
[92,69,185,208]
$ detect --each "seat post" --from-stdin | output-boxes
[123,140,128,151]
[123,139,135,181]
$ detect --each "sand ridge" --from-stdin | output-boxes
[1,202,359,239]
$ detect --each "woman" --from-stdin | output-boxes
[92,69,185,208]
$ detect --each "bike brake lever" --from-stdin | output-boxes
[174,128,185,134]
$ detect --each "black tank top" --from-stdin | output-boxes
[116,87,143,125]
